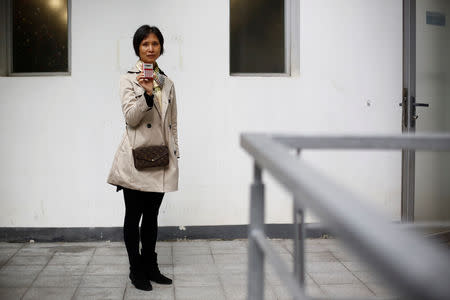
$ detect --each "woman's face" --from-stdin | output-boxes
[139,33,161,64]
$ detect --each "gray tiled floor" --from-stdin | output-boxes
[0,239,400,299]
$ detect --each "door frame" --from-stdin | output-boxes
[401,0,416,222]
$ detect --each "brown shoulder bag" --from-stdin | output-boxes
[132,145,169,170]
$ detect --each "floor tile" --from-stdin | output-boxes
[305,252,338,262]
[90,255,128,265]
[0,265,43,276]
[155,246,172,256]
[264,253,294,270]
[53,246,96,256]
[73,287,124,300]
[94,247,127,256]
[48,255,92,265]
[321,283,375,297]
[366,282,399,297]
[304,243,330,253]
[40,264,87,276]
[353,271,384,283]
[219,272,247,286]
[271,283,325,299]
[0,257,11,266]
[52,244,96,253]
[156,265,174,276]
[25,243,66,248]
[156,241,174,248]
[22,287,76,300]
[213,253,247,265]
[58,242,104,248]
[217,263,247,274]
[309,271,360,284]
[0,239,412,299]
[174,263,218,275]
[222,284,275,300]
[0,243,23,249]
[322,241,349,253]
[0,274,37,288]
[32,275,81,287]
[0,287,27,300]
[266,271,314,286]
[174,273,221,287]
[0,250,16,266]
[281,239,293,252]
[6,255,52,266]
[15,247,56,256]
[306,285,326,297]
[0,248,19,257]
[79,275,127,288]
[332,250,364,262]
[156,254,172,265]
[125,284,173,300]
[175,285,225,300]
[85,264,129,276]
[222,274,276,298]
[209,240,247,254]
[173,254,213,265]
[341,261,372,272]
[173,240,210,248]
[268,240,292,256]
[96,241,123,247]
[173,246,211,256]
[306,261,348,273]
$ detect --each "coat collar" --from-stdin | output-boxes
[150,78,172,120]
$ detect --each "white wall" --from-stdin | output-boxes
[0,0,403,227]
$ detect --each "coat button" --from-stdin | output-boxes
[169,124,172,129]
[147,124,151,128]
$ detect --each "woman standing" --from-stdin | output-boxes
[108,25,179,291]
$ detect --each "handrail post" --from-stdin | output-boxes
[248,162,265,300]
[293,148,305,288]
[293,201,305,288]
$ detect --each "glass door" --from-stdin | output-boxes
[402,0,450,222]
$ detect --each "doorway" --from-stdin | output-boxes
[402,0,450,222]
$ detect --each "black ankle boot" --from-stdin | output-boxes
[142,251,172,285]
[129,265,152,291]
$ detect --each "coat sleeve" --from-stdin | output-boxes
[119,75,151,128]
[171,85,180,158]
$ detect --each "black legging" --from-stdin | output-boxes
[123,188,164,268]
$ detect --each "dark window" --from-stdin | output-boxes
[12,0,69,73]
[230,0,285,74]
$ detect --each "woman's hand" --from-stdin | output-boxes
[137,72,154,94]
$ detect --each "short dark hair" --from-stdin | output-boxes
[133,25,164,57]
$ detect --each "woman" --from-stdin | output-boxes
[107,25,179,291]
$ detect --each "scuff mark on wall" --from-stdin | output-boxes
[40,199,45,219]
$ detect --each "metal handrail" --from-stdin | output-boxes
[241,133,450,300]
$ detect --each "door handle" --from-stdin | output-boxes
[399,102,430,107]
[413,103,429,107]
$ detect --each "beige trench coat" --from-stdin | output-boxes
[107,65,179,192]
